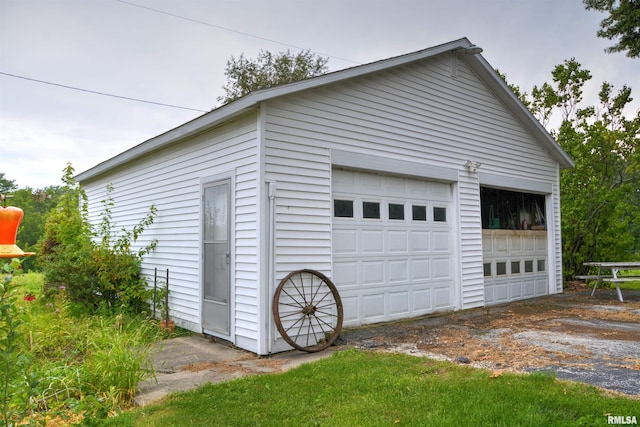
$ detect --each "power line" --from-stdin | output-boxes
[0,71,210,113]
[115,0,360,66]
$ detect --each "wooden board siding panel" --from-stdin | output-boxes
[81,113,259,338]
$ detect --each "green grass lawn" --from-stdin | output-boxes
[619,270,640,290]
[100,350,638,427]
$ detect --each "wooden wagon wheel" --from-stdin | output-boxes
[272,269,343,352]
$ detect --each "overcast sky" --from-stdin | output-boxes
[1,0,638,189]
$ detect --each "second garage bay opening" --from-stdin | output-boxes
[481,187,549,305]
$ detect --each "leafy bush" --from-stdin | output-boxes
[39,165,157,313]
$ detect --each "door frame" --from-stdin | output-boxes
[200,173,235,342]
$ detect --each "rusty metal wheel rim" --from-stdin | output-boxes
[273,269,343,352]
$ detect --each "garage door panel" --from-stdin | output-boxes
[388,259,409,282]
[362,230,384,253]
[412,289,432,311]
[363,260,384,284]
[410,231,430,251]
[388,230,408,252]
[432,231,451,252]
[389,292,410,315]
[363,294,385,320]
[411,258,430,280]
[334,261,358,287]
[432,258,452,279]
[332,169,453,326]
[341,295,360,323]
[334,229,357,253]
[434,287,452,309]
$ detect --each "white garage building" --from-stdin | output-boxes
[76,38,573,355]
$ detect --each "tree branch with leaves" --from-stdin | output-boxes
[218,49,329,105]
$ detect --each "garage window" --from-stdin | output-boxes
[483,263,492,277]
[525,260,534,273]
[363,201,380,219]
[334,200,353,218]
[389,203,405,220]
[511,261,521,274]
[412,205,427,221]
[537,259,546,272]
[433,207,447,222]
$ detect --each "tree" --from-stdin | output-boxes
[0,173,17,194]
[583,0,640,58]
[218,49,329,104]
[515,59,640,278]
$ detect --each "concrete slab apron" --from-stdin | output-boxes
[135,336,335,407]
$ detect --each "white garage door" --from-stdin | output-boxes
[332,169,454,327]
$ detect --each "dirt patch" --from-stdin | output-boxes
[339,288,640,395]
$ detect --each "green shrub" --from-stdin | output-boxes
[38,166,157,313]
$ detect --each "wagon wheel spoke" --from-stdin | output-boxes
[273,269,343,352]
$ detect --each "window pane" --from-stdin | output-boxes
[334,200,353,218]
[434,207,447,222]
[496,262,507,276]
[511,261,521,274]
[204,184,228,242]
[389,203,404,220]
[363,201,380,219]
[525,260,534,273]
[537,259,546,272]
[412,205,427,221]
[483,263,492,277]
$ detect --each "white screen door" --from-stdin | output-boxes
[202,180,230,336]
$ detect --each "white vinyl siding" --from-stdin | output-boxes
[550,179,563,293]
[264,53,561,310]
[264,140,332,280]
[265,56,557,182]
[82,113,260,347]
[457,170,485,308]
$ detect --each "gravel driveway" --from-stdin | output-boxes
[338,286,640,396]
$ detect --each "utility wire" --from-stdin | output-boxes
[115,0,360,66]
[0,71,210,113]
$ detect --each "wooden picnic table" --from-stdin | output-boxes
[578,261,640,302]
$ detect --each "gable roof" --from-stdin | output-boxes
[76,37,573,182]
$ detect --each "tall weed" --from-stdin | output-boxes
[9,274,169,424]
[81,316,159,405]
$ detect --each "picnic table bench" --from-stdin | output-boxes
[576,262,640,302]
